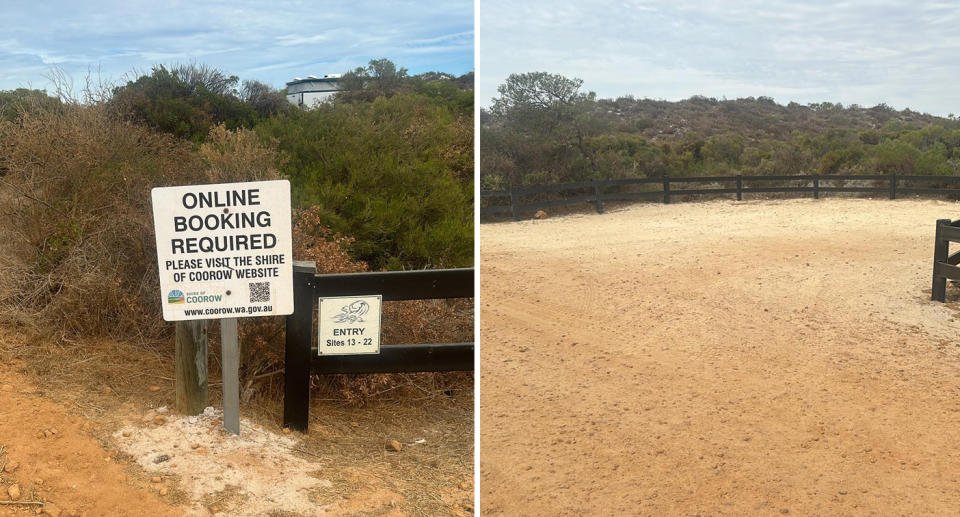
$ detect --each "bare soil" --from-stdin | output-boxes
[479,198,960,516]
[0,330,473,516]
[0,365,182,517]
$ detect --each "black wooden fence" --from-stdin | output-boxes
[931,218,960,302]
[284,261,474,432]
[482,174,960,220]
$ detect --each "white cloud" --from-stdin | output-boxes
[275,33,334,47]
[0,0,474,92]
[479,0,960,116]
[409,30,475,45]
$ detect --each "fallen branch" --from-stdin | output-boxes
[0,177,57,212]
[0,501,44,506]
[251,369,283,381]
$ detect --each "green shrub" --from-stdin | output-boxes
[257,92,473,269]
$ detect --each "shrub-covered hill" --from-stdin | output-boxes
[592,96,954,142]
[480,72,960,189]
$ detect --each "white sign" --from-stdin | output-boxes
[151,180,294,321]
[317,295,382,355]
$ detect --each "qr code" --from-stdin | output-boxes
[249,282,270,303]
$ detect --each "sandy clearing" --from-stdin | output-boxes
[479,198,960,516]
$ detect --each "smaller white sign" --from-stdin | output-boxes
[317,295,382,355]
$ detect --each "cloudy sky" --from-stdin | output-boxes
[0,0,473,92]
[479,0,960,116]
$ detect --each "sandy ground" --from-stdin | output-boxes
[113,406,331,517]
[479,198,960,516]
[0,333,473,517]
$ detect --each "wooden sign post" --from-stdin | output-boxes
[152,180,294,434]
[175,320,207,415]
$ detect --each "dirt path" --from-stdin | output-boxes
[479,198,960,516]
[0,365,183,517]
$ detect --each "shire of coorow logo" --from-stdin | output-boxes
[167,290,185,304]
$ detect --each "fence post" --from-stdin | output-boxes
[593,181,604,214]
[736,175,742,201]
[890,174,897,200]
[813,175,820,199]
[932,218,951,302]
[510,187,520,221]
[663,178,671,204]
[284,261,316,431]
[175,320,208,416]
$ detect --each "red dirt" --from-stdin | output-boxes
[479,198,960,515]
[0,365,183,517]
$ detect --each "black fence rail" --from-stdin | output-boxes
[931,218,960,302]
[481,174,960,220]
[284,261,474,432]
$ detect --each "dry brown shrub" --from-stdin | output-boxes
[198,124,283,183]
[0,101,196,338]
[0,102,283,339]
[237,206,369,381]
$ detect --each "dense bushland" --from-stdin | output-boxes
[107,61,474,269]
[0,60,473,396]
[480,72,960,190]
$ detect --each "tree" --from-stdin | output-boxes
[480,74,960,189]
[416,71,456,82]
[255,90,473,270]
[240,80,288,119]
[110,64,257,142]
[485,72,599,184]
[490,72,593,117]
[875,140,922,175]
[168,63,239,96]
[338,58,410,102]
[0,89,61,122]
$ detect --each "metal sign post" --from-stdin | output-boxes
[220,318,240,434]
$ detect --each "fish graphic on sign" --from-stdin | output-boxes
[332,300,370,324]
